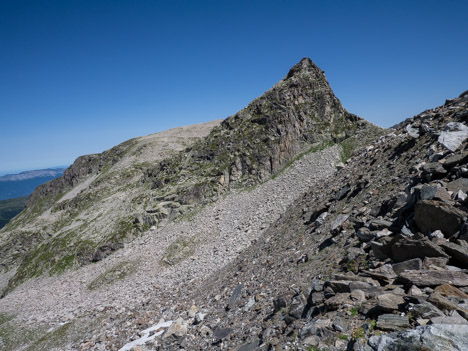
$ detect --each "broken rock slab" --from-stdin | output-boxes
[447,177,468,194]
[428,292,468,318]
[431,310,468,325]
[391,236,449,262]
[392,258,422,275]
[414,200,467,237]
[399,270,468,287]
[377,293,405,312]
[438,122,468,152]
[440,241,468,268]
[368,324,468,351]
[376,314,409,331]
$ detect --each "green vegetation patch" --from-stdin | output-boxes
[87,260,138,291]
[339,137,358,163]
[160,237,196,266]
[0,313,45,351]
[22,313,107,351]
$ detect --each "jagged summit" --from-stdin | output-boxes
[285,57,323,79]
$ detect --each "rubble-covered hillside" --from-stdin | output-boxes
[117,92,468,350]
[0,58,377,299]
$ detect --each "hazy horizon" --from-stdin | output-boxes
[0,165,68,177]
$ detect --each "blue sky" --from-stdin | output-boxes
[1,0,467,175]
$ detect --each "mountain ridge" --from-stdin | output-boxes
[0,58,379,299]
[0,168,65,202]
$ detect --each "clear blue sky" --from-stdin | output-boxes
[1,0,467,175]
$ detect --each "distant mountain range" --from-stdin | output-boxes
[0,167,66,201]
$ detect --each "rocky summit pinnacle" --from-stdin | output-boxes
[286,57,322,78]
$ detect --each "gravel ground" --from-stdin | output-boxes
[0,145,341,333]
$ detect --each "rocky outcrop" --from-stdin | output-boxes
[145,58,377,207]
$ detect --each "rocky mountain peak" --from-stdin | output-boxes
[285,57,323,79]
[0,59,389,351]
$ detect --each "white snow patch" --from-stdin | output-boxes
[118,319,172,351]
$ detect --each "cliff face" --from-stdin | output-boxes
[0,58,378,298]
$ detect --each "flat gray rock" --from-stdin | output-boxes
[438,122,468,151]
[431,311,468,325]
[369,324,468,351]
[441,241,468,268]
[377,293,405,311]
[399,270,468,287]
[391,236,449,262]
[447,178,468,194]
[376,314,410,331]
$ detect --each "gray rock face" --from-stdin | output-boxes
[377,293,405,312]
[423,162,448,176]
[369,324,468,351]
[447,177,468,194]
[428,292,468,318]
[442,151,468,169]
[410,300,444,319]
[431,311,468,325]
[226,284,244,311]
[406,124,420,138]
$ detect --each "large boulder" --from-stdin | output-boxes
[414,200,467,237]
[391,236,449,262]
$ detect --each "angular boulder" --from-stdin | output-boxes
[391,236,449,262]
[447,178,468,194]
[392,258,422,275]
[440,241,468,268]
[414,200,466,237]
[438,122,468,152]
[376,314,410,331]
